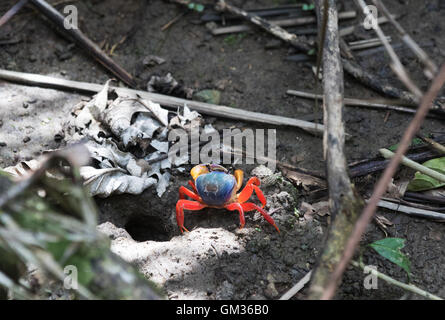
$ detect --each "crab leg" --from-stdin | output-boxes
[237,177,266,208]
[176,200,207,233]
[179,185,202,201]
[241,202,280,233]
[225,202,246,229]
[188,179,198,194]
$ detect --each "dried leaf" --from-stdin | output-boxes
[4,160,41,178]
[80,166,157,197]
[300,202,316,221]
[281,167,326,191]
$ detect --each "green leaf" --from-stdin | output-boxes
[188,3,204,12]
[302,4,315,11]
[407,157,445,191]
[307,48,316,55]
[369,238,410,276]
[193,89,221,105]
[388,138,424,152]
[195,4,204,12]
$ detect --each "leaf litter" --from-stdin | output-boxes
[7,81,205,198]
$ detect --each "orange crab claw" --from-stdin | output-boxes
[237,177,266,208]
[176,200,207,233]
[241,202,280,233]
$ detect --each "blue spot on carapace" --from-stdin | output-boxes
[196,171,236,206]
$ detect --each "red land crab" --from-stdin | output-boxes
[175,164,280,233]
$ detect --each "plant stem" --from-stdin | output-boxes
[379,148,445,183]
[351,261,443,300]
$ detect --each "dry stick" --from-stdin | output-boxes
[0,69,324,135]
[372,0,438,79]
[0,0,28,27]
[29,0,136,87]
[286,89,439,117]
[320,56,445,301]
[307,0,364,300]
[339,15,392,37]
[377,199,445,221]
[211,11,356,36]
[215,0,313,53]
[279,270,312,300]
[348,36,391,51]
[417,135,445,154]
[161,11,186,31]
[212,0,418,111]
[354,0,423,101]
[342,58,420,106]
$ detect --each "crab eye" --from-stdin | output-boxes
[208,164,228,173]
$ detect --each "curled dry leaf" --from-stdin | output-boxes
[65,81,202,198]
[3,160,41,178]
[312,201,330,216]
[80,166,157,198]
[280,167,326,191]
[300,202,316,221]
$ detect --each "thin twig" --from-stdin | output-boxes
[371,0,438,79]
[377,199,445,221]
[29,0,136,87]
[351,261,443,300]
[161,11,186,31]
[320,55,445,301]
[354,0,423,100]
[211,11,356,36]
[286,89,445,118]
[0,69,324,135]
[279,270,312,300]
[215,0,313,53]
[380,148,445,183]
[0,0,29,27]
[417,135,445,154]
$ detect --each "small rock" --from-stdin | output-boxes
[23,136,31,143]
[143,55,166,67]
[216,280,234,299]
[0,142,7,147]
[97,221,133,240]
[263,282,279,299]
[251,165,274,179]
[215,79,231,91]
[205,22,218,31]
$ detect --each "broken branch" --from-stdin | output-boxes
[0,69,324,135]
